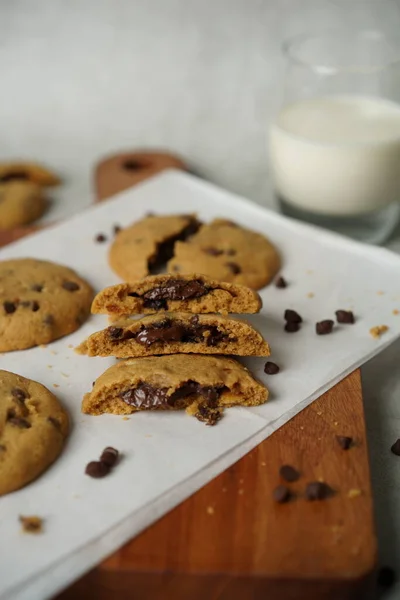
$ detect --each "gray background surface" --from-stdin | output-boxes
[2,1,400,597]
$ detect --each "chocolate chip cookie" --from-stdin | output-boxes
[82,354,268,422]
[168,218,281,289]
[77,312,270,358]
[0,258,94,351]
[109,214,200,281]
[91,273,262,315]
[0,162,60,186]
[0,370,69,496]
[0,182,47,229]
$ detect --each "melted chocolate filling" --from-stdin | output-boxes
[120,380,227,409]
[129,279,209,310]
[108,318,234,347]
[147,218,201,274]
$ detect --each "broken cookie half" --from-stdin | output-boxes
[91,273,262,315]
[82,354,268,425]
[76,312,270,358]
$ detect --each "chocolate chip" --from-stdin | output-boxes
[0,171,28,182]
[124,159,142,171]
[0,444,6,452]
[336,435,353,450]
[43,314,54,325]
[264,361,280,375]
[203,247,223,256]
[143,279,208,302]
[284,309,302,323]
[273,485,291,503]
[377,566,396,588]
[226,249,236,256]
[121,384,170,409]
[8,416,31,429]
[225,262,241,275]
[195,405,222,426]
[279,465,299,482]
[4,301,16,314]
[11,388,28,402]
[275,276,287,289]
[100,447,119,467]
[85,460,111,478]
[113,225,122,235]
[62,281,80,292]
[335,310,355,324]
[47,416,61,431]
[284,321,300,333]
[390,439,400,456]
[190,315,199,325]
[108,326,124,340]
[316,320,334,335]
[31,284,43,292]
[305,481,334,501]
[95,233,107,243]
[31,301,40,312]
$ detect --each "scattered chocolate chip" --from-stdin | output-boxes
[279,465,300,483]
[284,309,302,323]
[108,326,124,340]
[377,566,396,588]
[8,416,31,429]
[203,247,223,256]
[85,460,111,478]
[195,405,222,426]
[390,439,400,456]
[284,321,300,333]
[4,301,16,314]
[335,310,355,324]
[225,262,241,275]
[124,159,142,171]
[316,320,334,335]
[275,276,287,289]
[19,515,43,534]
[305,481,334,501]
[31,284,43,292]
[113,224,122,235]
[264,361,280,375]
[62,281,80,292]
[11,388,28,402]
[31,301,40,312]
[336,435,353,450]
[95,233,107,243]
[0,444,6,452]
[43,314,54,326]
[226,249,236,256]
[100,447,119,467]
[273,485,291,503]
[47,416,61,431]
[0,171,28,182]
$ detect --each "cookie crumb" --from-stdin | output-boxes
[393,309,399,315]
[307,292,314,298]
[206,506,215,515]
[122,417,129,421]
[53,383,60,388]
[348,488,362,498]
[238,488,244,495]
[370,325,388,339]
[377,291,385,295]
[19,515,43,534]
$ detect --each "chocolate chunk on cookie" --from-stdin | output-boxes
[168,218,281,290]
[82,354,268,419]
[0,182,47,230]
[76,312,270,358]
[109,214,201,281]
[0,258,93,351]
[0,370,69,496]
[91,273,262,316]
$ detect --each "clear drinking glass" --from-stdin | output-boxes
[268,30,400,244]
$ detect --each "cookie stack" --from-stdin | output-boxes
[79,273,270,425]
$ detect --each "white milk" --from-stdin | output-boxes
[269,95,400,215]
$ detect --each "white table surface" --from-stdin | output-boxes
[2,1,400,597]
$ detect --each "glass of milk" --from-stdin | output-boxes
[269,30,400,243]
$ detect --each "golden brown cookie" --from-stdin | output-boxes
[76,312,270,358]
[168,218,281,289]
[82,354,268,424]
[109,214,200,281]
[0,182,47,230]
[0,162,60,186]
[0,258,94,351]
[0,370,69,496]
[91,273,262,316]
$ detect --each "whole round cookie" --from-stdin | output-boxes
[168,218,281,290]
[109,214,200,281]
[0,182,47,229]
[0,258,94,351]
[0,370,69,496]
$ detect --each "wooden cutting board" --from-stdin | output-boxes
[52,152,376,600]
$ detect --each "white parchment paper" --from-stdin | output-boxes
[1,170,400,600]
